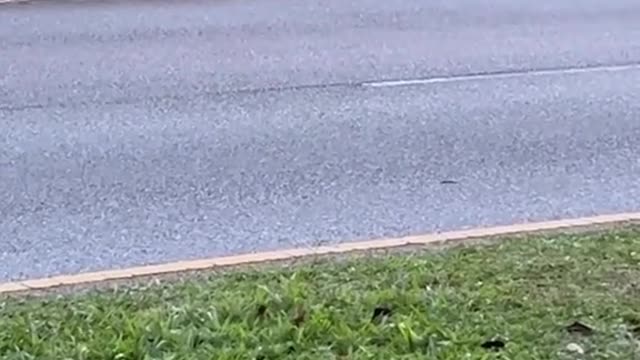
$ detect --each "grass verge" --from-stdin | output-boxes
[2,229,640,359]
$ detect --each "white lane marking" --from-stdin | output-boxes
[361,63,640,88]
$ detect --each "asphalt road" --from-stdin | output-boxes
[2,0,640,281]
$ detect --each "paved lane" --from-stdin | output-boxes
[2,0,640,281]
[3,0,640,109]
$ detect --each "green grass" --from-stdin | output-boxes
[3,229,640,359]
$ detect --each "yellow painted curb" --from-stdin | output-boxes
[2,212,640,294]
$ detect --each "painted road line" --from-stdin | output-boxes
[361,63,640,88]
[1,212,640,294]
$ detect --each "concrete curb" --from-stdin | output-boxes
[2,212,640,295]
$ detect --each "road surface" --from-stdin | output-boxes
[2,0,640,281]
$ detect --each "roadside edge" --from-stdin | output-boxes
[2,212,640,295]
